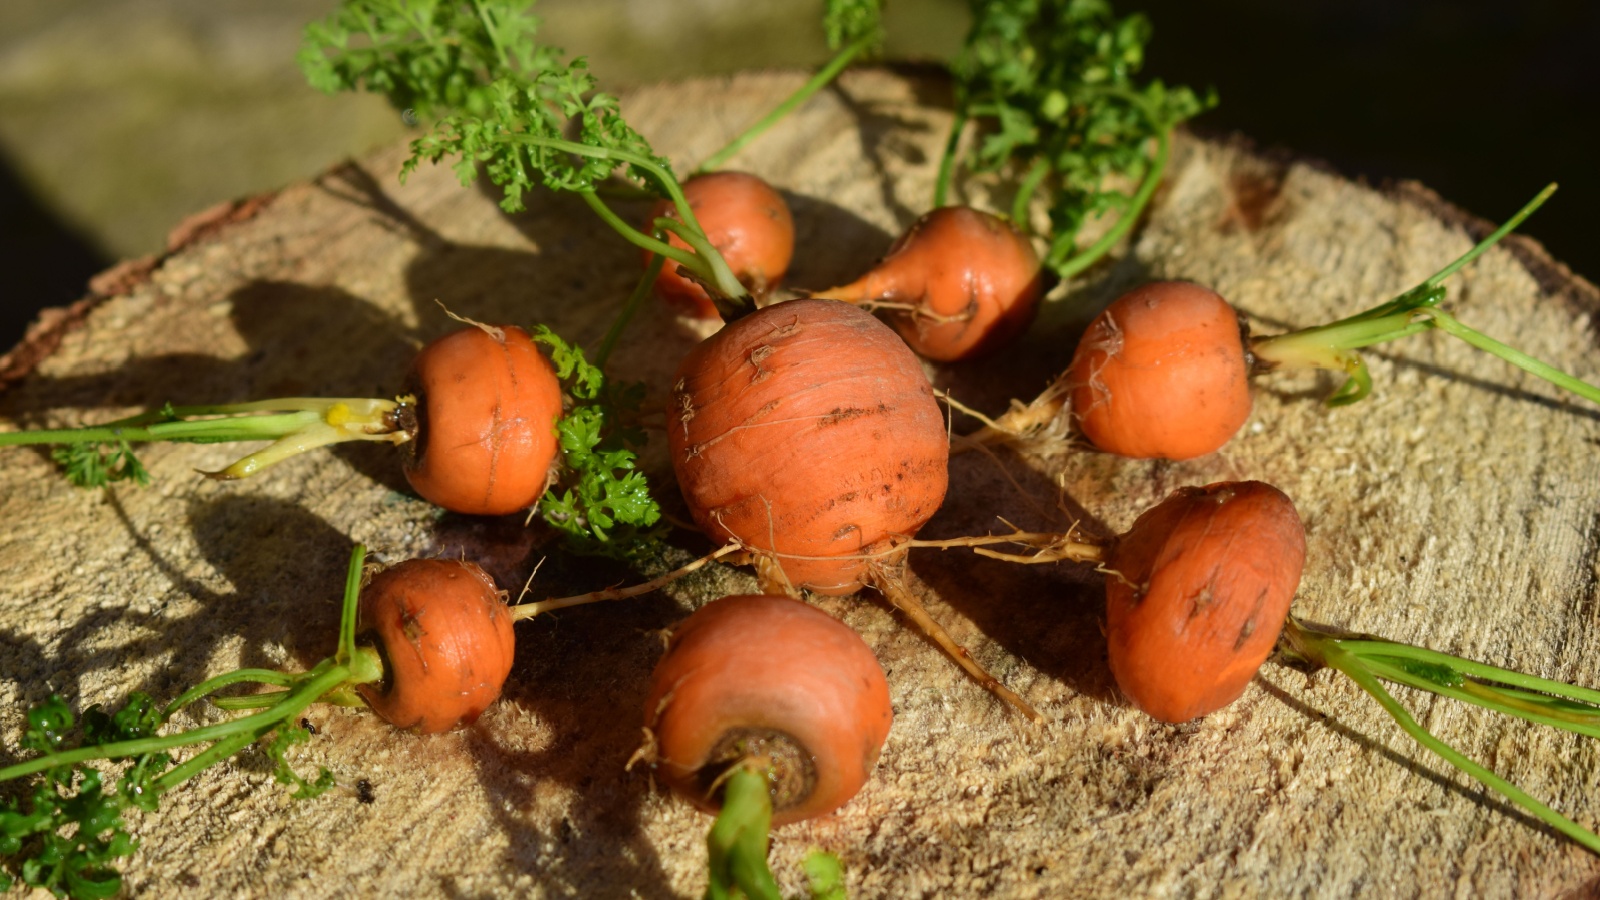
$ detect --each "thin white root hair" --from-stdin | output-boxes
[512,543,743,621]
[435,299,505,342]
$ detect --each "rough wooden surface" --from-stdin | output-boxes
[3,67,1600,898]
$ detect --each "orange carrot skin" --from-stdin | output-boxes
[357,558,516,734]
[401,325,563,515]
[1067,281,1252,460]
[820,207,1043,361]
[645,172,795,318]
[1106,481,1305,723]
[668,299,949,594]
[644,594,892,826]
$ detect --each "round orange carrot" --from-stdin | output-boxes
[357,558,516,734]
[1105,481,1305,722]
[645,172,795,319]
[1067,280,1252,460]
[813,206,1044,361]
[0,322,567,516]
[643,594,892,826]
[981,193,1600,459]
[668,299,948,594]
[400,324,564,515]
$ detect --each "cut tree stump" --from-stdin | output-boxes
[3,67,1599,898]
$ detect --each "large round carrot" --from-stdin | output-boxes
[399,324,564,515]
[645,171,795,318]
[643,594,892,826]
[1104,481,1305,722]
[357,557,517,734]
[813,206,1044,361]
[1067,281,1252,459]
[667,299,949,594]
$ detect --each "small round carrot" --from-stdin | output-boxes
[398,324,563,515]
[972,186,1600,460]
[0,322,566,517]
[668,298,948,595]
[1067,281,1252,459]
[641,594,892,826]
[645,172,795,319]
[1104,481,1305,723]
[357,558,517,734]
[953,480,1303,721]
[0,545,516,890]
[960,489,1600,856]
[812,206,1044,361]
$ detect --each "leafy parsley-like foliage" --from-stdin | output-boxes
[532,327,661,558]
[45,403,186,488]
[407,66,672,213]
[304,1,672,214]
[825,0,885,53]
[265,725,335,801]
[946,0,1212,272]
[298,0,552,121]
[2,547,383,896]
[302,1,747,303]
[50,441,150,489]
[2,695,340,895]
[0,695,168,899]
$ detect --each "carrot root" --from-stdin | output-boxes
[909,524,1106,565]
[954,382,1075,457]
[868,562,1043,724]
[514,543,743,620]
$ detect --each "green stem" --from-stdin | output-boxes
[705,765,781,900]
[1313,637,1600,855]
[0,546,381,896]
[1333,637,1600,707]
[163,670,298,719]
[1046,127,1172,279]
[597,253,668,370]
[1356,656,1600,740]
[1249,185,1600,408]
[1269,307,1439,357]
[0,412,320,448]
[149,729,262,797]
[1425,183,1556,288]
[1009,157,1051,233]
[0,659,366,782]
[468,0,509,73]
[209,692,291,711]
[576,188,693,266]
[1282,620,1600,854]
[576,190,747,313]
[0,398,408,480]
[695,33,876,175]
[337,544,367,664]
[504,134,751,311]
[1422,308,1600,405]
[932,102,969,209]
[654,217,749,322]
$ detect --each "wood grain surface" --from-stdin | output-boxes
[2,67,1599,898]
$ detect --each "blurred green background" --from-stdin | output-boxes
[1,0,1596,351]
